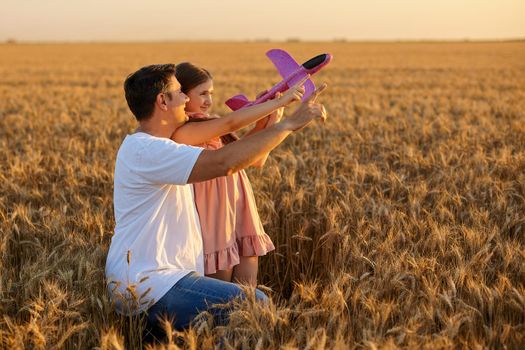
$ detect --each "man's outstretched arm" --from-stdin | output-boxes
[187,121,292,183]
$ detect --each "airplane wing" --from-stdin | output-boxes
[266,49,301,79]
[267,49,315,100]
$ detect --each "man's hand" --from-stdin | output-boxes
[267,96,284,126]
[280,83,328,132]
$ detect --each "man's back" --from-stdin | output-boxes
[106,132,204,314]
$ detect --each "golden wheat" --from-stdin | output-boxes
[0,41,524,349]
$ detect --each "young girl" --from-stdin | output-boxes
[171,62,305,287]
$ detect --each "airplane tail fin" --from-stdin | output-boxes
[225,94,251,111]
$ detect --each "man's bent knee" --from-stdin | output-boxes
[255,288,269,304]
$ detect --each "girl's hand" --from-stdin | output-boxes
[276,75,309,107]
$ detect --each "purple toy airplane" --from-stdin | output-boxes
[225,49,333,111]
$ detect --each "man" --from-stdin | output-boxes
[105,64,327,338]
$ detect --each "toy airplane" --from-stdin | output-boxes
[225,49,332,111]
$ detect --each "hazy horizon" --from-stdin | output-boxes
[1,0,524,42]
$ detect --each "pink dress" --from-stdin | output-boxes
[190,114,275,274]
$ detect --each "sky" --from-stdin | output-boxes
[1,0,524,42]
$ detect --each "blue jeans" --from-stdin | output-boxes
[144,271,268,342]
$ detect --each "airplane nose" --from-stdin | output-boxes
[302,53,329,70]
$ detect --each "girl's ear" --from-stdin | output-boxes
[156,93,168,111]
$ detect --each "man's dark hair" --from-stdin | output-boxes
[124,64,176,121]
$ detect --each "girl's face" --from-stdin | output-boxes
[185,79,214,114]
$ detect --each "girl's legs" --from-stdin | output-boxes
[232,256,258,287]
[205,268,233,282]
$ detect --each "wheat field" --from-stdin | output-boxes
[0,41,524,349]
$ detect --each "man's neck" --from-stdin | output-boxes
[136,118,178,139]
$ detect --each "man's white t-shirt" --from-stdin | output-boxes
[105,132,204,314]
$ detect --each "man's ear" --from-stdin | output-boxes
[156,93,168,111]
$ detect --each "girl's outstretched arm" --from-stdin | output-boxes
[171,76,308,146]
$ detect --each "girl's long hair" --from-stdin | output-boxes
[175,62,238,145]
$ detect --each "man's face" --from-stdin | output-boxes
[164,76,190,124]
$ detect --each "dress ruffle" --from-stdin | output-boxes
[238,233,275,257]
[204,243,240,275]
[203,233,276,275]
